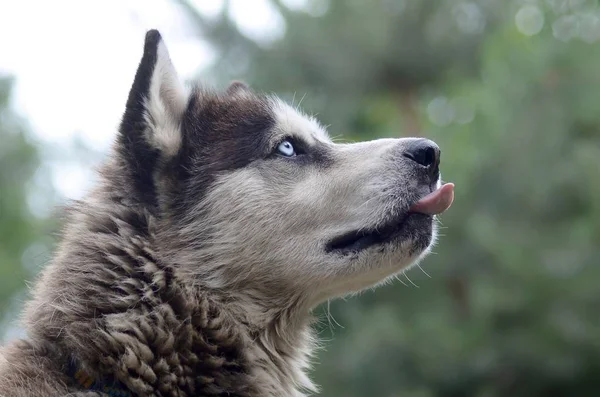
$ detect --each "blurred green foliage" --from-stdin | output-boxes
[181,0,600,395]
[0,78,42,316]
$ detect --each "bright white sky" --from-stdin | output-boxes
[0,0,297,201]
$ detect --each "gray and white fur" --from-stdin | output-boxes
[0,30,446,396]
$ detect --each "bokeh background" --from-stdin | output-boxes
[1,0,600,396]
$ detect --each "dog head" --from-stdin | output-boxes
[111,30,453,307]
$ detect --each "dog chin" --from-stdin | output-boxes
[310,216,437,303]
[395,212,435,253]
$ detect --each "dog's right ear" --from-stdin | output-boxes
[116,30,188,208]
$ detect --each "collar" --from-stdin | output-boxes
[68,360,133,397]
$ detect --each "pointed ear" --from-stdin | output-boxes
[226,80,252,97]
[119,29,187,158]
[116,30,187,210]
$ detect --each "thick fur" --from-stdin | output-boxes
[0,30,444,396]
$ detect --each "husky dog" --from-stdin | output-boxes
[0,30,453,396]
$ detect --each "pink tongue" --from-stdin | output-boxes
[409,183,455,215]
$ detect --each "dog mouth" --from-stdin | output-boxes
[325,183,455,255]
[325,212,419,254]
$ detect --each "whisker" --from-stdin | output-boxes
[327,300,344,330]
[403,272,419,288]
[417,264,431,278]
[297,92,308,109]
[394,274,409,287]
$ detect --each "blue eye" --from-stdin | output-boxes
[277,140,296,157]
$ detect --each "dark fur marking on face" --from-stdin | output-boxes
[312,144,335,168]
[170,88,276,215]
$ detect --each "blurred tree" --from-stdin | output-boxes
[178,0,505,137]
[0,77,46,329]
[179,1,600,396]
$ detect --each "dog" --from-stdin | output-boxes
[0,30,453,396]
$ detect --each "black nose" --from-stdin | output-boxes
[402,138,440,175]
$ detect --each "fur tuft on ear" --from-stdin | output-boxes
[116,30,188,209]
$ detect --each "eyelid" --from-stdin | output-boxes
[280,136,307,154]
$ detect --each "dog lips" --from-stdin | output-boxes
[409,183,455,215]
